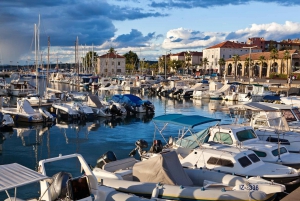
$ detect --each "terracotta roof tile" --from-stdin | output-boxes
[207,41,260,49]
[98,52,125,58]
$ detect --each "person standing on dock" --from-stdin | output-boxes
[287,76,292,87]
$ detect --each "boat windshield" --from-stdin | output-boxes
[238,156,252,168]
[236,129,257,142]
[292,108,300,121]
[282,109,297,122]
[248,153,260,163]
[272,147,288,156]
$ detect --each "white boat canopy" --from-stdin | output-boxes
[0,163,48,192]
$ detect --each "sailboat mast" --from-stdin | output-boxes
[92,43,94,75]
[34,23,38,94]
[47,36,50,87]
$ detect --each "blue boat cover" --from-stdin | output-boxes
[263,95,281,101]
[153,114,220,128]
[111,94,150,107]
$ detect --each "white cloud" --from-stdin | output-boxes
[162,21,300,50]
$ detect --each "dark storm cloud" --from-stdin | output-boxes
[149,0,300,9]
[114,29,156,47]
[0,0,166,64]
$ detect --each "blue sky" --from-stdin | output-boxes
[1,0,300,65]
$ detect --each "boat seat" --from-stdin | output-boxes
[103,157,137,173]
[115,169,133,181]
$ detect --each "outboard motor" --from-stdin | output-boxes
[129,139,148,157]
[49,171,72,200]
[96,151,117,169]
[143,101,154,113]
[149,140,163,153]
[124,103,137,115]
[245,92,252,100]
[110,104,122,116]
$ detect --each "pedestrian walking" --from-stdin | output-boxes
[287,76,292,87]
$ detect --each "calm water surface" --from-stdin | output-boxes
[0,79,233,199]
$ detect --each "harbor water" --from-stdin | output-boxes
[0,78,247,199]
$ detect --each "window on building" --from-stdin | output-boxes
[117,69,121,73]
[223,55,225,58]
[229,55,231,58]
[118,61,120,65]
[112,61,114,65]
[212,55,214,58]
[112,69,115,73]
[104,69,108,72]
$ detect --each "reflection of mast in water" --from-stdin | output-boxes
[17,125,49,170]
[56,120,92,152]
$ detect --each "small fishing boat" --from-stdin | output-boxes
[92,150,285,201]
[130,114,300,186]
[0,99,44,123]
[0,153,155,201]
[111,94,155,114]
[51,102,81,120]
[87,94,125,117]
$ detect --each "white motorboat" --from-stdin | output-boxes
[92,150,284,201]
[238,84,274,102]
[66,102,95,119]
[87,95,125,117]
[280,96,300,107]
[7,78,36,97]
[51,102,81,120]
[182,143,300,185]
[207,124,300,168]
[131,114,300,186]
[43,87,66,102]
[0,153,155,201]
[192,81,210,99]
[222,82,240,101]
[209,81,228,100]
[0,77,8,96]
[0,99,44,123]
[229,102,300,153]
[111,94,155,114]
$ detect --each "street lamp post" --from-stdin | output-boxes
[114,51,117,77]
[243,46,257,84]
[290,53,298,76]
[164,50,171,79]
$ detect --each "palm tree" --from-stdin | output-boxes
[258,55,266,78]
[218,58,225,76]
[232,54,240,81]
[202,57,209,74]
[270,48,279,75]
[244,57,252,78]
[283,50,290,75]
[184,51,192,74]
[108,47,115,53]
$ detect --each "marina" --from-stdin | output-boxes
[0,76,300,200]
